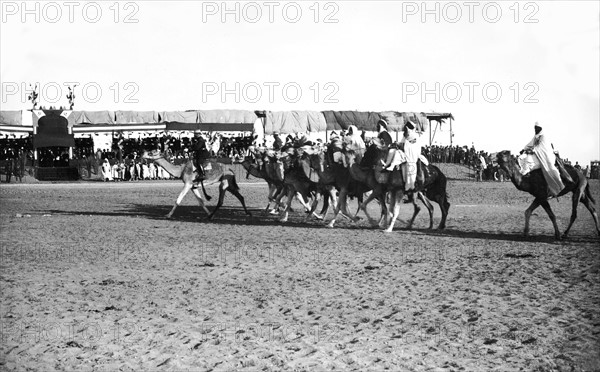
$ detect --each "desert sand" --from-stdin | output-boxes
[1,180,599,371]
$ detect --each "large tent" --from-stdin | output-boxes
[1,109,454,145]
[163,110,257,132]
[0,110,33,137]
[321,111,382,132]
[264,111,327,135]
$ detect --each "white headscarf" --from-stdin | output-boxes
[344,125,366,152]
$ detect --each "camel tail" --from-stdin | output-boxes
[200,181,212,201]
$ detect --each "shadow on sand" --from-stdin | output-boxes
[43,204,599,244]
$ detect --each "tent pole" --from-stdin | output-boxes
[429,120,432,146]
[69,125,73,159]
[449,118,453,147]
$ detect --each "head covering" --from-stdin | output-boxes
[534,122,542,134]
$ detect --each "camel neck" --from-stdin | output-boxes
[153,157,185,178]
[501,160,523,189]
[241,160,262,179]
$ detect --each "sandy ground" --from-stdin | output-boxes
[1,179,599,371]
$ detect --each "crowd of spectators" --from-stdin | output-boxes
[1,133,598,181]
[77,133,255,181]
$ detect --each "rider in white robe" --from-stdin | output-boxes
[400,121,425,191]
[519,123,565,197]
[344,125,366,160]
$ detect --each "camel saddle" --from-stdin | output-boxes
[301,161,320,183]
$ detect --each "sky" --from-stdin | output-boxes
[1,0,599,164]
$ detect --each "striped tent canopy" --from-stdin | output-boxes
[264,111,327,135]
[379,111,430,132]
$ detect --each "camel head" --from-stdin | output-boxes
[141,149,163,160]
[496,150,512,166]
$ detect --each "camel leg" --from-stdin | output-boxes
[385,190,403,233]
[562,190,581,239]
[295,191,313,212]
[580,191,600,236]
[540,200,561,240]
[524,199,542,236]
[407,192,420,230]
[327,188,348,228]
[279,189,295,223]
[426,190,450,230]
[378,194,391,229]
[228,187,251,216]
[356,190,380,227]
[338,190,360,223]
[208,182,228,220]
[314,189,333,220]
[264,184,275,214]
[438,197,450,230]
[167,183,193,218]
[417,192,435,229]
[271,186,286,215]
[305,192,321,222]
[191,187,212,216]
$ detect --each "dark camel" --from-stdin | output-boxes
[240,156,287,214]
[323,149,389,229]
[274,151,333,223]
[497,150,599,239]
[356,144,450,232]
[142,150,251,219]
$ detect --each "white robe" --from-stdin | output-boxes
[344,125,366,154]
[401,129,423,191]
[521,131,564,196]
[102,161,113,181]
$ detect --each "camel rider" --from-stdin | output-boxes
[329,134,347,167]
[344,125,366,160]
[192,132,210,182]
[377,119,393,147]
[272,132,283,151]
[401,121,426,191]
[381,142,406,171]
[256,145,272,172]
[519,123,573,196]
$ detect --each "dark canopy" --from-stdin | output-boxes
[322,111,382,131]
[33,111,74,148]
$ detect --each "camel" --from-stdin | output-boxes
[338,151,390,228]
[240,156,286,214]
[296,152,342,220]
[497,150,599,239]
[274,152,325,223]
[142,150,250,219]
[308,148,388,229]
[350,144,450,232]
